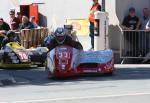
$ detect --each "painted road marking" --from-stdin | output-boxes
[3,92,150,103]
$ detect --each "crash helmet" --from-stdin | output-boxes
[54,27,66,44]
[6,31,16,42]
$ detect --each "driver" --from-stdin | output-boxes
[1,31,20,47]
[45,27,83,51]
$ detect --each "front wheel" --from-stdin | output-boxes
[105,68,115,76]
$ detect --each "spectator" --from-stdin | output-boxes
[122,7,140,57]
[29,16,39,28]
[88,0,101,50]
[19,16,35,30]
[146,20,150,30]
[143,15,150,61]
[141,8,149,30]
[122,7,140,30]
[139,8,150,55]
[9,10,20,31]
[0,18,10,33]
[145,12,150,30]
[16,12,22,23]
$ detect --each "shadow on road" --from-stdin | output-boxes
[1,67,150,86]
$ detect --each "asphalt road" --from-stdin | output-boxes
[0,65,150,103]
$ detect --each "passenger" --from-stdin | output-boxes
[29,16,39,28]
[122,7,140,57]
[45,27,83,51]
[9,10,21,31]
[19,16,35,30]
[2,31,20,47]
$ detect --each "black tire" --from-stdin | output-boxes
[105,72,114,76]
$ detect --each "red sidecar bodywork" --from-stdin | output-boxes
[45,45,114,78]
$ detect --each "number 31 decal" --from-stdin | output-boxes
[57,52,70,59]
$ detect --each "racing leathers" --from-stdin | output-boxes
[45,34,83,51]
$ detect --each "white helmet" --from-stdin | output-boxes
[54,27,66,44]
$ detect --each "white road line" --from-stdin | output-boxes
[115,64,150,68]
[4,92,150,103]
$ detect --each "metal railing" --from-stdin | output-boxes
[120,29,150,60]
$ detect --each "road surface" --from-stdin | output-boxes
[0,65,150,103]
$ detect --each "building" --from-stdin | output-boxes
[106,0,150,50]
[0,0,93,28]
[106,0,150,63]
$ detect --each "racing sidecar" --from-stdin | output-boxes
[0,42,48,68]
[45,45,114,78]
[0,42,31,68]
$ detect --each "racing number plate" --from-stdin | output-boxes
[16,51,28,62]
[56,52,70,64]
[56,48,70,65]
[56,52,70,59]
